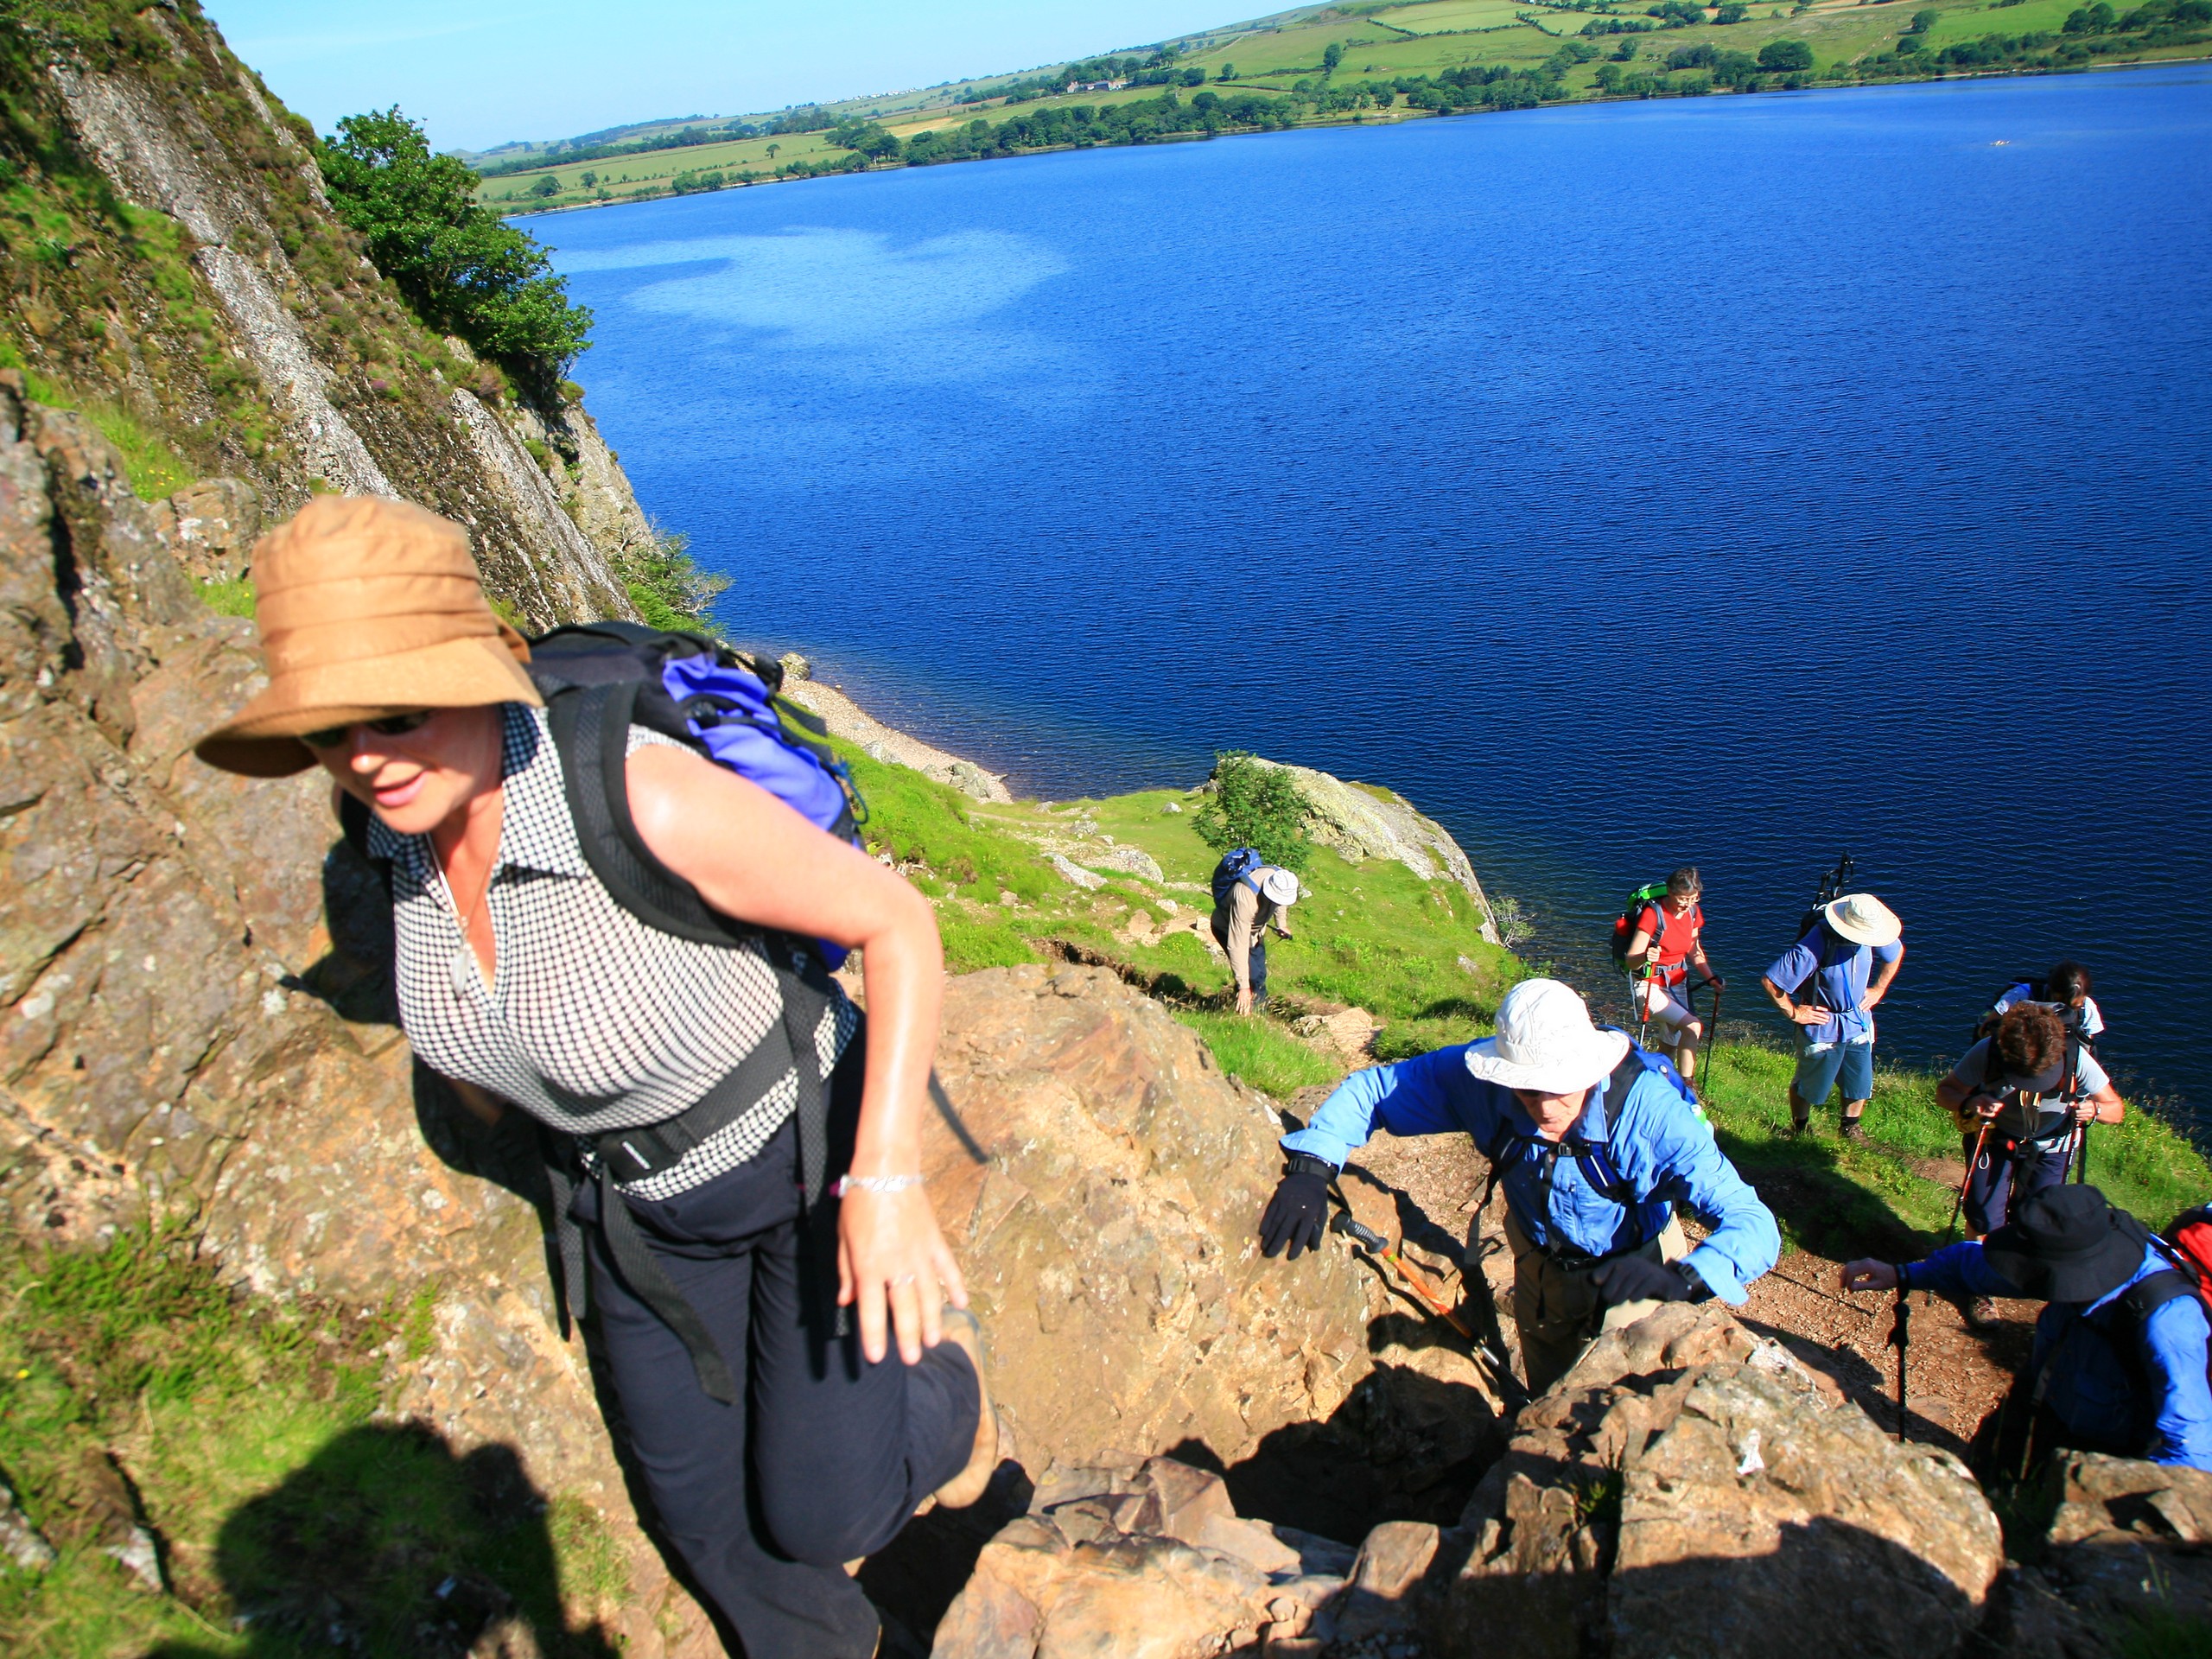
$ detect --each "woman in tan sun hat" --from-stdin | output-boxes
[1761,891,1906,1143]
[198,495,993,1659]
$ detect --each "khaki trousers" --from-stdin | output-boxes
[1504,1209,1689,1396]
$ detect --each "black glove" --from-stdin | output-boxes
[1259,1155,1336,1259]
[1590,1253,1695,1309]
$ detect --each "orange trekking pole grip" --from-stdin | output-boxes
[1329,1211,1474,1339]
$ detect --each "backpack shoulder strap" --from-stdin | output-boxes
[544,677,758,949]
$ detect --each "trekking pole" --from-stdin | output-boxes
[1886,1283,1911,1443]
[1330,1211,1474,1340]
[1947,1122,1992,1244]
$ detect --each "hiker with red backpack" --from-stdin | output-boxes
[193,499,994,1659]
[1616,866,1720,1083]
[1259,978,1778,1394]
[1841,1187,2212,1474]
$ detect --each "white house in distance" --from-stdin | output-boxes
[1065,78,1130,92]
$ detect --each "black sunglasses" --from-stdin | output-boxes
[300,711,435,749]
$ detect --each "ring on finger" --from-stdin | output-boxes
[892,1274,917,1286]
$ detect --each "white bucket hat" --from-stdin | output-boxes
[1463,979,1630,1096]
[1262,868,1300,906]
[1823,893,1902,948]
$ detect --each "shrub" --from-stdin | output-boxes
[1192,751,1313,874]
[319,108,593,385]
[1758,36,1816,67]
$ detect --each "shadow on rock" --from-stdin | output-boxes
[147,1424,619,1658]
[1201,1339,1508,1545]
[856,1459,1037,1640]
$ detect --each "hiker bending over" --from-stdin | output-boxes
[1258,978,1778,1395]
[1946,1001,2124,1243]
[1842,1187,2212,1475]
[1761,892,1904,1142]
[1623,865,1719,1083]
[1210,851,1300,1015]
[194,499,995,1659]
[1992,959,2106,1046]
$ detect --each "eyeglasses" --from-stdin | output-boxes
[300,711,435,750]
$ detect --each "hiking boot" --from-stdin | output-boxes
[1840,1118,1868,1144]
[933,1306,998,1510]
[1788,1116,1812,1138]
[1961,1295,1999,1330]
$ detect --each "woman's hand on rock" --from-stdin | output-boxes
[838,1184,968,1366]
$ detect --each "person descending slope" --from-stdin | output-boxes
[1210,847,1300,1015]
[1842,1186,2212,1475]
[1258,978,1778,1395]
[192,499,993,1659]
[1616,866,1721,1083]
[1762,892,1904,1141]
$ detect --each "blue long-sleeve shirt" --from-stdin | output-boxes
[1907,1240,2212,1471]
[1281,1046,1779,1305]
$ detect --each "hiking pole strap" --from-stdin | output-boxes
[596,1159,738,1404]
[543,1141,588,1334]
[1887,1287,1910,1442]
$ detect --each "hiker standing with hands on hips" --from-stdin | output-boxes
[1762,892,1904,1141]
[194,498,995,1659]
[1258,978,1778,1394]
[1621,866,1719,1084]
[1210,848,1300,1014]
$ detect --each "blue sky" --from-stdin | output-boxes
[202,1,1237,153]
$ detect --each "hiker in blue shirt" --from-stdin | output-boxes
[1842,1186,2212,1474]
[1259,978,1780,1395]
[1762,892,1904,1143]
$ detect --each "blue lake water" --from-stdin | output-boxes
[534,66,2212,1136]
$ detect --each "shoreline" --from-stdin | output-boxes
[499,53,2212,219]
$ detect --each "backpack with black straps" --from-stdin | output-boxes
[1211,847,1267,909]
[1477,1039,1705,1257]
[1970,978,2102,1058]
[336,620,981,1406]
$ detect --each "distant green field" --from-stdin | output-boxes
[479,0,2212,214]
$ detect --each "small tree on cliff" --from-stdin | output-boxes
[320,108,593,388]
[1193,752,1313,874]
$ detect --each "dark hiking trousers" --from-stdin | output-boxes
[575,1111,979,1659]
[1961,1131,2070,1236]
[1208,918,1269,1007]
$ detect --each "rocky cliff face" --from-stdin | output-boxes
[2,0,650,629]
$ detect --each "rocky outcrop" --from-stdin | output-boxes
[931,1456,1358,1658]
[781,662,1014,803]
[1432,1302,2004,1659]
[8,1,642,630]
[1243,759,1497,942]
[2001,1452,2212,1656]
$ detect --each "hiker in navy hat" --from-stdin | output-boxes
[1841,1186,2212,1472]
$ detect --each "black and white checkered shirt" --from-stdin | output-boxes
[370,702,856,1199]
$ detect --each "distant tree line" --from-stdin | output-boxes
[476,119,763,178]
[1853,0,2204,75]
[964,47,1205,106]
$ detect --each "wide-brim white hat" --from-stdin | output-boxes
[1463,978,1630,1096]
[1262,868,1300,906]
[1823,893,1902,948]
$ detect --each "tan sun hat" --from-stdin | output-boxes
[1822,893,1903,949]
[194,495,540,778]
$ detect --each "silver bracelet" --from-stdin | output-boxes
[833,1173,925,1197]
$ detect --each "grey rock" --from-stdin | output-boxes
[0,1483,56,1574]
[1048,854,1107,891]
[777,651,812,683]
[1091,845,1165,882]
